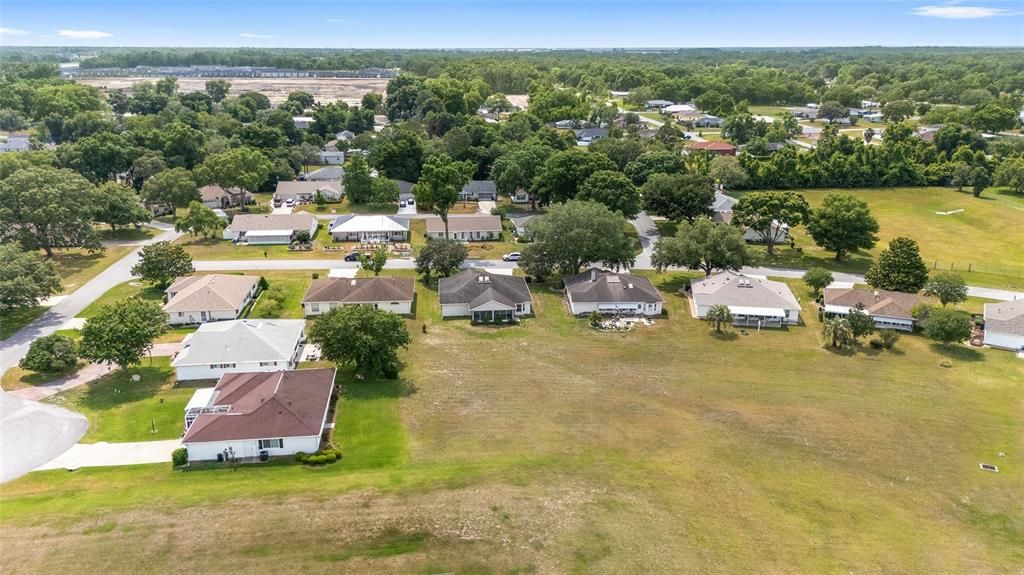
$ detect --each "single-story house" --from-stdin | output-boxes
[301,166,345,182]
[861,100,881,109]
[319,150,345,165]
[564,268,664,316]
[673,111,704,124]
[212,208,229,221]
[439,268,533,322]
[459,180,497,201]
[575,127,608,145]
[691,272,801,327]
[791,107,819,120]
[302,276,415,316]
[200,185,249,209]
[425,215,502,241]
[983,300,1024,351]
[329,214,409,243]
[293,116,314,130]
[395,180,415,197]
[508,214,539,237]
[847,108,869,117]
[171,319,306,381]
[554,119,580,130]
[864,112,884,123]
[0,134,31,152]
[663,103,696,114]
[164,274,261,326]
[688,141,737,156]
[181,368,336,462]
[510,189,531,203]
[274,181,344,203]
[693,114,723,128]
[224,213,318,244]
[646,99,674,110]
[823,288,929,332]
[710,191,789,243]
[336,130,355,141]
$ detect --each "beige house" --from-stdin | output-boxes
[200,185,249,209]
[691,272,800,327]
[274,181,343,203]
[425,215,502,241]
[164,274,261,326]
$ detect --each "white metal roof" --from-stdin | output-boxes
[185,388,217,411]
[330,214,409,233]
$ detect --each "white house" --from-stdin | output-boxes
[163,274,261,326]
[983,300,1024,352]
[302,276,415,316]
[199,185,249,209]
[274,181,343,203]
[171,319,306,381]
[425,215,502,241]
[293,116,314,130]
[181,368,336,462]
[318,150,345,165]
[564,268,664,316]
[459,180,497,201]
[691,272,801,327]
[439,268,533,322]
[823,288,930,332]
[223,213,318,245]
[329,214,409,243]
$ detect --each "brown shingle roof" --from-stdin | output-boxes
[564,268,664,304]
[823,287,930,320]
[182,368,336,443]
[302,276,414,304]
[425,215,502,234]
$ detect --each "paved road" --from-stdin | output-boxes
[193,258,518,272]
[0,223,181,484]
[630,212,659,269]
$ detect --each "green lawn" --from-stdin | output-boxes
[44,357,192,443]
[97,226,157,242]
[48,245,135,293]
[248,271,316,319]
[0,306,48,340]
[294,198,398,215]
[2,275,1020,573]
[1,361,85,392]
[79,281,164,317]
[735,187,1024,289]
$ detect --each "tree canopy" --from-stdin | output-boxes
[519,200,636,277]
[308,305,411,377]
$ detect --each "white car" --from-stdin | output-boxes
[502,252,521,262]
[399,200,407,208]
[285,198,295,207]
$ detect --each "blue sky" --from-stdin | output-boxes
[1,0,1022,48]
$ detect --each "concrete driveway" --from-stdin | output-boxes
[35,439,181,471]
[0,392,88,482]
[396,201,418,215]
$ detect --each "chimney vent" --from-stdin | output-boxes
[590,269,597,282]
[874,290,879,300]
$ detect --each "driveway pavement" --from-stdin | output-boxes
[35,439,181,471]
[477,200,497,214]
[8,363,115,401]
[630,212,659,269]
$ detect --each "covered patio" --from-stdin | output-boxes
[728,306,786,328]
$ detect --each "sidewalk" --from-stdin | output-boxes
[35,439,180,471]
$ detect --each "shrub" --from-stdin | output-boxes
[382,360,399,380]
[325,453,337,463]
[258,276,270,291]
[19,334,78,373]
[295,230,312,243]
[589,311,602,327]
[879,330,900,349]
[171,447,188,467]
[869,338,885,349]
[311,272,320,279]
[294,451,307,462]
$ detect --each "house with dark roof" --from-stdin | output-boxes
[425,215,502,241]
[302,276,415,316]
[575,127,608,145]
[439,268,533,322]
[181,368,336,462]
[983,300,1024,352]
[564,268,664,316]
[301,165,345,182]
[688,141,737,156]
[646,99,674,110]
[459,180,497,201]
[823,287,931,331]
[691,272,801,327]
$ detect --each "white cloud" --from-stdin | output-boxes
[239,32,275,39]
[912,5,1015,19]
[0,27,31,36]
[58,29,113,39]
[326,18,362,24]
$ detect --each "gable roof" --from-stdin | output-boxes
[329,214,409,233]
[575,128,608,139]
[395,180,415,195]
[689,141,736,152]
[171,319,305,367]
[564,268,664,304]
[984,300,1024,336]
[182,368,336,443]
[425,215,502,234]
[303,166,345,181]
[823,287,929,320]
[164,274,259,313]
[691,272,800,311]
[462,180,497,194]
[275,181,342,197]
[439,268,532,307]
[199,185,246,202]
[302,276,414,304]
[712,191,738,212]
[229,213,317,234]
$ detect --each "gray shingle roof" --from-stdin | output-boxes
[304,166,345,181]
[439,268,531,306]
[229,213,317,234]
[425,215,502,234]
[564,268,664,304]
[302,276,414,304]
[984,300,1024,336]
[691,272,800,311]
[462,180,497,195]
[171,319,305,367]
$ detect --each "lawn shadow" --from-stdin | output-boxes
[657,275,691,294]
[339,374,418,400]
[930,343,985,362]
[709,330,739,341]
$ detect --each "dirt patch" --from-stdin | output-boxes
[77,77,389,105]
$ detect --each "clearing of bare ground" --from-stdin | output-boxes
[76,77,389,105]
[0,275,1020,573]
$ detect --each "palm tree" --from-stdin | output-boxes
[822,317,855,349]
[705,304,733,333]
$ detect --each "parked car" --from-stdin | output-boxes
[407,198,414,205]
[502,252,521,262]
[399,200,407,208]
[272,198,283,207]
[344,251,361,262]
[285,199,295,207]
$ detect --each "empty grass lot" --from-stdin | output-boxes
[731,187,1024,289]
[248,271,316,319]
[1,272,1020,573]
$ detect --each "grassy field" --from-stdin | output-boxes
[249,271,316,319]
[0,306,48,340]
[1,272,1020,573]
[44,357,193,444]
[735,187,1024,289]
